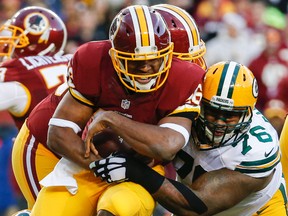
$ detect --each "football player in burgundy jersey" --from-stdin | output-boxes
[1,6,70,214]
[12,4,208,216]
[13,4,207,216]
[0,6,70,130]
[12,83,69,211]
[29,5,205,216]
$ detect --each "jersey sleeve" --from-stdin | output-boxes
[67,42,103,107]
[167,61,204,120]
[234,146,281,178]
[169,82,202,120]
[232,111,281,178]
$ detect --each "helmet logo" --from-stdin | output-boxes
[109,17,120,45]
[210,96,234,110]
[252,78,258,98]
[24,12,49,36]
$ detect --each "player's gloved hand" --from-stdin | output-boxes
[89,153,165,193]
[89,153,142,183]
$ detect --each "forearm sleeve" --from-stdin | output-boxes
[167,178,208,214]
[127,159,207,214]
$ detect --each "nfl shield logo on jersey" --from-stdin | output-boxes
[121,99,130,109]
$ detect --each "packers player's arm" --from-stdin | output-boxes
[85,109,195,162]
[47,92,101,169]
[152,168,273,215]
[91,156,274,215]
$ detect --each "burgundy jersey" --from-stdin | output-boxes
[27,83,68,147]
[0,54,72,129]
[68,40,205,124]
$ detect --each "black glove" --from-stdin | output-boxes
[89,153,165,193]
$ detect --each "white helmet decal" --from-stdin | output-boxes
[24,12,49,36]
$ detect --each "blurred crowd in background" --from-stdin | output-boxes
[0,0,288,215]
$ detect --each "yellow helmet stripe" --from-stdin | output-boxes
[143,6,155,46]
[156,4,199,46]
[130,5,154,48]
[217,61,240,98]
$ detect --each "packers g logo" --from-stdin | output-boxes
[252,78,258,99]
[24,12,49,35]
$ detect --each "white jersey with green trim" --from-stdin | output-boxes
[173,109,284,216]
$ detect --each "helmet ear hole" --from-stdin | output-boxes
[27,44,37,51]
[212,68,218,74]
[243,73,247,81]
[171,20,176,28]
[156,26,160,34]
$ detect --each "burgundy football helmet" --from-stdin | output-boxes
[0,6,67,61]
[109,5,174,93]
[152,4,207,69]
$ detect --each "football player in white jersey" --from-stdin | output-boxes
[91,61,287,216]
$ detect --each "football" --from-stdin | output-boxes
[92,128,154,165]
[92,128,132,158]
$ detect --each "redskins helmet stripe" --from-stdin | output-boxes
[217,61,240,99]
[155,5,199,47]
[129,5,155,48]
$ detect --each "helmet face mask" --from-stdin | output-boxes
[0,23,28,61]
[152,4,206,69]
[0,6,67,61]
[110,45,172,92]
[109,5,173,93]
[197,102,252,149]
[197,61,258,150]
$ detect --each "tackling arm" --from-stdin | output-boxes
[91,155,274,215]
[154,168,273,215]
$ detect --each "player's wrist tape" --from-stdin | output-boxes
[167,178,207,214]
[49,118,81,133]
[160,123,190,146]
[126,157,165,194]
